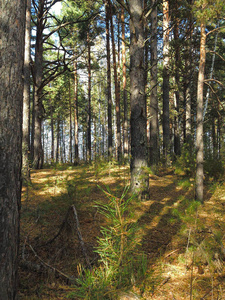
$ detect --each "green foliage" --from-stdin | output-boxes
[204,157,224,180]
[174,143,196,176]
[68,187,147,299]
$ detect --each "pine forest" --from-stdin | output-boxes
[0,0,225,299]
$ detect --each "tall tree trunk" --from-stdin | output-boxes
[105,0,113,159]
[108,0,121,161]
[149,0,159,167]
[22,0,31,179]
[129,0,149,199]
[50,102,54,162]
[0,0,25,298]
[74,59,79,164]
[185,0,194,145]
[173,4,181,157]
[87,32,92,162]
[162,0,170,162]
[196,22,206,202]
[121,5,128,160]
[56,116,60,163]
[69,77,73,163]
[33,0,44,169]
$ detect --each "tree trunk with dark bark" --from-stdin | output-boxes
[33,0,44,169]
[74,59,79,164]
[22,0,31,179]
[150,0,159,167]
[162,0,170,162]
[0,1,25,298]
[87,32,92,162]
[129,0,149,199]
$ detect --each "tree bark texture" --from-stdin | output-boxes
[196,22,206,202]
[87,32,92,162]
[74,59,79,164]
[121,6,128,160]
[129,0,149,198]
[108,0,121,162]
[33,0,44,169]
[162,0,170,161]
[0,0,25,298]
[105,0,113,159]
[150,0,159,166]
[22,0,31,178]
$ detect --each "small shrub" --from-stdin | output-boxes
[204,157,224,180]
[174,143,196,176]
[68,186,147,299]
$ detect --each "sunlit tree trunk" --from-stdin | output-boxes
[0,0,25,297]
[150,0,159,167]
[196,22,206,202]
[105,0,113,159]
[69,78,73,163]
[108,0,121,161]
[74,59,79,164]
[121,5,128,160]
[129,0,149,198]
[173,3,181,157]
[162,0,170,162]
[22,0,31,179]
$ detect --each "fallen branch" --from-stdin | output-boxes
[71,205,92,269]
[40,207,71,247]
[28,244,75,284]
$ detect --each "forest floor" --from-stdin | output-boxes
[19,162,225,299]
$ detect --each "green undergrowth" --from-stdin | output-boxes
[20,161,225,299]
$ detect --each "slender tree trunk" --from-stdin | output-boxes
[56,116,60,163]
[150,0,159,167]
[185,0,193,145]
[69,77,73,163]
[105,0,113,159]
[0,0,25,298]
[33,0,44,169]
[129,0,149,199]
[173,6,181,157]
[162,0,170,162]
[196,22,206,202]
[50,103,54,162]
[87,32,92,162]
[121,6,128,160]
[74,59,79,164]
[108,0,121,161]
[22,0,31,179]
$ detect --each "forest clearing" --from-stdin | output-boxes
[19,162,225,299]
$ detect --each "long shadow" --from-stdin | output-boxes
[136,178,196,263]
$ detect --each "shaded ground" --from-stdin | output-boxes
[19,163,225,299]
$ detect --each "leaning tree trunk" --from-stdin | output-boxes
[22,0,31,179]
[0,0,25,298]
[129,0,149,199]
[196,22,206,202]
